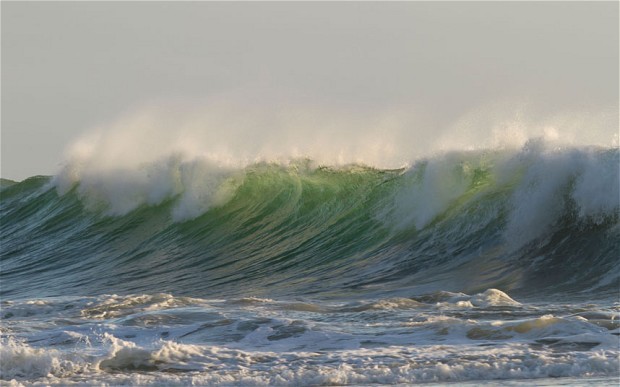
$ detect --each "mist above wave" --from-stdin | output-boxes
[57,97,617,173]
[53,98,618,222]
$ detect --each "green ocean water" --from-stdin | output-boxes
[1,144,618,385]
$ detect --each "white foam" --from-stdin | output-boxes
[572,149,620,223]
[389,152,481,230]
[2,337,617,385]
[504,143,619,248]
[0,338,88,380]
[469,289,521,307]
[382,139,618,248]
[2,290,619,385]
[80,293,208,319]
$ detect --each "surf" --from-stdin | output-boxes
[1,140,618,301]
[1,112,618,386]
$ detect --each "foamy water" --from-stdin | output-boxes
[1,291,618,386]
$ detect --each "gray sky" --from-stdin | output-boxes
[2,1,618,180]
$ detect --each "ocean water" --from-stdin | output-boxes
[1,140,618,385]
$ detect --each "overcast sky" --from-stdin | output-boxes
[2,1,618,180]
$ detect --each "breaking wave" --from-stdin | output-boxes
[1,140,618,300]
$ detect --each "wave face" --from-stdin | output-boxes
[2,141,618,301]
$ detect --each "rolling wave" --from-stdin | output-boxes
[1,141,618,301]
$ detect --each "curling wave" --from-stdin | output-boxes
[1,140,618,301]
